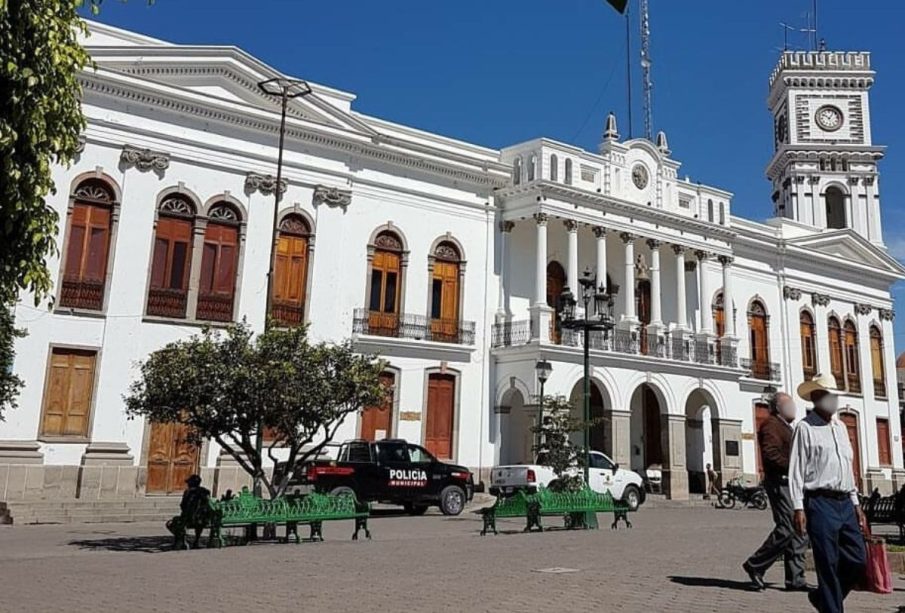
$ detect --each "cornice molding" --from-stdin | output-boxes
[879,308,895,321]
[854,303,873,316]
[783,286,803,300]
[312,184,352,210]
[81,74,507,190]
[120,144,170,173]
[811,292,831,307]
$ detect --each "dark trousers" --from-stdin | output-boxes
[745,478,807,587]
[806,495,866,613]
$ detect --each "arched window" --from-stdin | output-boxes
[60,179,116,311]
[528,155,537,181]
[828,316,845,389]
[748,300,770,380]
[549,154,559,182]
[719,202,726,225]
[148,194,196,319]
[707,199,714,222]
[870,325,886,398]
[843,320,861,393]
[512,157,522,185]
[800,310,817,379]
[196,203,241,322]
[564,159,573,185]
[368,230,404,336]
[825,186,846,229]
[271,214,311,326]
[430,241,463,343]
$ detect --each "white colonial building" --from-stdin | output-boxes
[1,22,903,506]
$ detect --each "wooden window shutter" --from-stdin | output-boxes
[877,418,891,466]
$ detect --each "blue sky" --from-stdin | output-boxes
[87,0,905,347]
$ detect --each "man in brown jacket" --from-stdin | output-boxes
[742,392,809,591]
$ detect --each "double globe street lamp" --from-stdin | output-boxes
[534,358,553,453]
[558,268,619,486]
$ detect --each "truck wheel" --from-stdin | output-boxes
[404,503,429,516]
[439,485,466,516]
[330,486,356,498]
[621,485,642,512]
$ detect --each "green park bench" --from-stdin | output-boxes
[168,488,371,549]
[478,486,632,536]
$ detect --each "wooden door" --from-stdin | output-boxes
[360,372,395,441]
[41,349,96,438]
[637,280,651,354]
[146,421,200,494]
[876,418,891,466]
[714,301,725,362]
[749,304,770,379]
[753,403,771,480]
[272,231,308,325]
[430,260,460,342]
[642,387,662,467]
[546,261,566,344]
[368,249,401,335]
[839,413,862,492]
[425,374,455,459]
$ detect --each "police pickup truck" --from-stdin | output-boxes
[279,439,474,516]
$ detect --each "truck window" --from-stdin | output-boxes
[590,454,614,470]
[345,442,373,463]
[376,442,409,464]
[407,445,435,464]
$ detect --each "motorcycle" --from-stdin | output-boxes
[717,477,768,510]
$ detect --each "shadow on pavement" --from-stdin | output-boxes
[669,576,759,592]
[68,535,174,553]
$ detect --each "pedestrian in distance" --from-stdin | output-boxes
[705,463,720,500]
[742,391,809,591]
[790,373,866,613]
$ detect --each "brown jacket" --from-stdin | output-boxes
[758,414,793,480]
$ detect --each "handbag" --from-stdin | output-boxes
[856,525,893,594]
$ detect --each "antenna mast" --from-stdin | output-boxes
[640,0,653,140]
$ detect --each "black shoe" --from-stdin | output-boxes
[742,562,766,591]
[807,589,820,610]
[785,583,813,592]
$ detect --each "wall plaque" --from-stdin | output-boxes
[725,440,740,457]
[398,411,420,422]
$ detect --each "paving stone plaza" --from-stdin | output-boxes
[0,506,902,612]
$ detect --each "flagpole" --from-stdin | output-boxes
[625,5,633,139]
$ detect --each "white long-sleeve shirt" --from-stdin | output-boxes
[788,411,860,511]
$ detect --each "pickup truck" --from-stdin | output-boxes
[276,439,474,516]
[490,450,645,511]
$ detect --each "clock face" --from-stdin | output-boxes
[632,164,649,190]
[774,114,788,147]
[815,105,843,132]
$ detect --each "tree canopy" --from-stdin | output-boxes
[532,395,601,492]
[124,322,388,498]
[0,304,25,420]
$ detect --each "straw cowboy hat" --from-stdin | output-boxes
[796,373,842,402]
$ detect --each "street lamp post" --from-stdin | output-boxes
[255,77,312,499]
[535,359,553,454]
[559,268,618,487]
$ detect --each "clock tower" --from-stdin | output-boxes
[766,51,885,244]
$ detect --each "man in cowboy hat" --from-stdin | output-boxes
[742,391,809,592]
[789,373,866,612]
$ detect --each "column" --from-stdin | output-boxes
[534,213,548,306]
[593,226,607,288]
[696,250,713,334]
[647,239,662,326]
[672,245,688,330]
[529,213,552,343]
[565,220,579,296]
[662,414,689,501]
[719,256,735,337]
[620,232,636,322]
[497,220,514,319]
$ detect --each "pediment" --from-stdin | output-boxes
[786,230,905,276]
[87,46,378,137]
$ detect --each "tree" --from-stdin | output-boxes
[124,322,387,498]
[531,395,602,492]
[0,303,25,420]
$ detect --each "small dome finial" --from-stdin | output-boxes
[656,130,670,155]
[603,111,619,141]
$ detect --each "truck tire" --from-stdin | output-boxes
[621,485,642,512]
[439,485,466,516]
[330,486,356,498]
[404,503,429,516]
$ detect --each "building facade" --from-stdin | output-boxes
[1,22,903,503]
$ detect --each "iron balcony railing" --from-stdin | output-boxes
[491,320,531,348]
[59,277,105,311]
[147,287,188,319]
[352,308,475,345]
[739,358,782,382]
